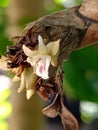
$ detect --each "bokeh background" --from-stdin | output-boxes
[0,0,98,130]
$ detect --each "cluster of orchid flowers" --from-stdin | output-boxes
[0,35,60,99]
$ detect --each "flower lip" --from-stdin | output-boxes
[36,55,51,79]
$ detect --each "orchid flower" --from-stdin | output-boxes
[23,35,60,79]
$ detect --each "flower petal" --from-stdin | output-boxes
[38,35,47,54]
[18,68,26,93]
[36,56,51,79]
[51,56,58,66]
[27,54,44,67]
[46,39,60,56]
[22,45,38,57]
[12,75,21,82]
[26,89,34,100]
[25,67,37,89]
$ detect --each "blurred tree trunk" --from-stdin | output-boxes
[6,0,45,130]
[6,0,45,37]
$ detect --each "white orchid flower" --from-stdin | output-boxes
[23,35,60,79]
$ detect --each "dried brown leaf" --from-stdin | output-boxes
[42,94,79,130]
[59,98,79,130]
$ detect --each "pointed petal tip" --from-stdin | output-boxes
[22,44,26,51]
[17,88,22,93]
[23,44,38,57]
[22,45,32,57]
[26,89,34,100]
[22,44,28,54]
[38,35,43,46]
[26,96,30,100]
[18,83,25,93]
[38,35,42,41]
[38,35,47,52]
[12,75,20,82]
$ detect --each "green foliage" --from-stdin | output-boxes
[0,89,12,130]
[0,89,10,101]
[0,0,9,7]
[0,8,12,56]
[55,0,83,7]
[54,0,65,4]
[75,0,83,5]
[0,121,8,130]
[0,101,12,119]
[63,46,98,102]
